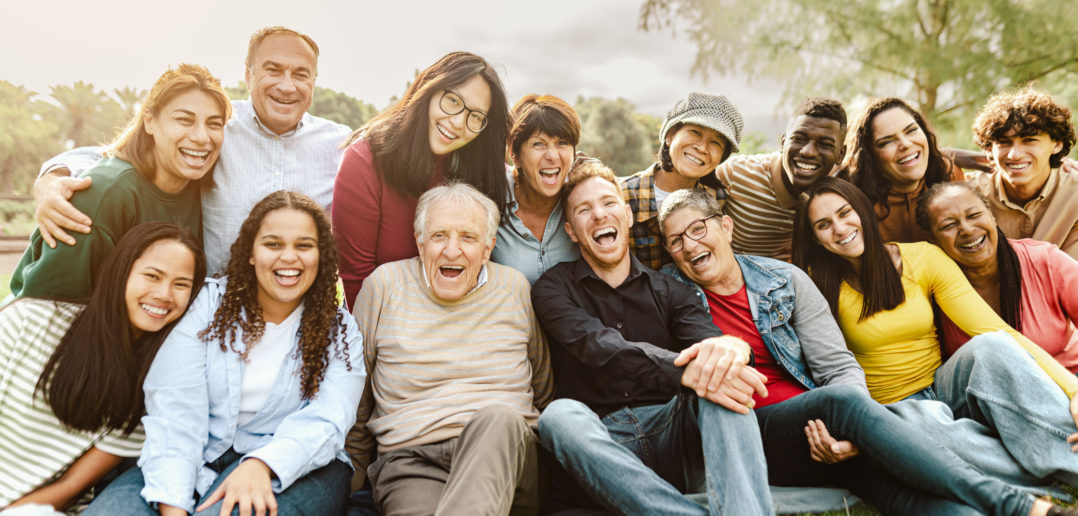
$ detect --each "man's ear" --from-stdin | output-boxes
[564,220,579,244]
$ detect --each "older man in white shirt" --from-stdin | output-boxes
[32,26,349,274]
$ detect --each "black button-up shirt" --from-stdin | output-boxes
[532,254,727,416]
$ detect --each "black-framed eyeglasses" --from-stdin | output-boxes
[664,214,719,252]
[439,90,488,133]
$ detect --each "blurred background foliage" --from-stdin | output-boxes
[4,0,1077,198]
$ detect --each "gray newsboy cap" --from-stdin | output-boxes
[659,92,744,156]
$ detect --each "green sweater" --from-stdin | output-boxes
[10,157,202,300]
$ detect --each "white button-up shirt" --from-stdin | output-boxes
[40,99,351,274]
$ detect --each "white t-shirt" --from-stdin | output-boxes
[238,305,302,425]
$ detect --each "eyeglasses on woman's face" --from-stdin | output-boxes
[664,214,718,252]
[439,90,488,133]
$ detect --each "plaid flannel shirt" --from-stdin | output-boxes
[621,164,717,270]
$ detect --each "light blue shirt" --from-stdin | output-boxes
[137,278,366,512]
[40,99,351,275]
[491,177,580,284]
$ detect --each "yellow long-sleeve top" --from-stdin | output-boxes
[837,241,1078,404]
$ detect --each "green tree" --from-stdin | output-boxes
[221,83,378,129]
[46,81,126,148]
[309,87,378,129]
[113,86,146,119]
[738,131,773,155]
[640,0,1078,146]
[225,82,248,101]
[575,96,657,176]
[0,81,63,194]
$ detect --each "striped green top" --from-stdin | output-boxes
[0,298,144,507]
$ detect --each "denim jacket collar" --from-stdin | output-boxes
[661,255,817,389]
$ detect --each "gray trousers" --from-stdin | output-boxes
[368,405,542,516]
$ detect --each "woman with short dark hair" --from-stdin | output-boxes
[492,94,582,283]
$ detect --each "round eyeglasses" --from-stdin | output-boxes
[664,214,719,252]
[439,90,488,133]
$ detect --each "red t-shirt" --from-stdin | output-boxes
[705,285,808,407]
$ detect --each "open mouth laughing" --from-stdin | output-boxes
[592,227,617,246]
[439,264,465,278]
[274,268,302,286]
[896,151,920,167]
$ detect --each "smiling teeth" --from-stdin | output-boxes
[593,228,615,239]
[897,152,919,165]
[838,231,858,245]
[690,251,710,265]
[1007,163,1030,171]
[539,168,560,176]
[437,124,457,140]
[141,303,168,315]
[959,235,986,249]
[181,148,209,157]
[270,95,296,104]
[685,154,705,166]
[793,160,818,170]
[276,269,300,277]
[441,265,464,270]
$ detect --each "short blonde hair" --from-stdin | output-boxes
[245,26,320,73]
[561,158,619,210]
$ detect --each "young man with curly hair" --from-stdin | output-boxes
[968,87,1078,259]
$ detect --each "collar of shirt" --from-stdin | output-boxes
[571,253,647,288]
[992,167,1060,212]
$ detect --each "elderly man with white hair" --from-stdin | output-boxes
[345,181,553,516]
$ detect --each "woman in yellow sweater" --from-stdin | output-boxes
[792,177,1078,488]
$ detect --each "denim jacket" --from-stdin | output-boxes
[662,254,865,391]
[138,278,367,512]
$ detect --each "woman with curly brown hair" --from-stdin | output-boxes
[843,97,959,244]
[966,87,1078,260]
[85,191,366,516]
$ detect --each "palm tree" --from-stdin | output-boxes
[47,81,125,148]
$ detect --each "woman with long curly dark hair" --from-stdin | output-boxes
[843,97,957,244]
[85,191,365,516]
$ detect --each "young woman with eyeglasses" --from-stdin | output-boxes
[333,52,510,308]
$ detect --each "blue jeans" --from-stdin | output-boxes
[538,393,771,515]
[897,332,1078,489]
[759,383,1035,516]
[83,449,351,515]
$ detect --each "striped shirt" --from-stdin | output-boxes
[346,258,553,484]
[0,299,143,507]
[715,152,796,262]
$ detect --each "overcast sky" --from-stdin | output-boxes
[2,0,787,136]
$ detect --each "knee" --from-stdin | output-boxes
[953,332,1027,369]
[468,404,531,437]
[538,399,599,444]
[819,383,873,406]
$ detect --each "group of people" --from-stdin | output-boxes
[2,23,1078,516]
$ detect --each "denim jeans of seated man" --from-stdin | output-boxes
[895,332,1078,490]
[83,448,351,515]
[538,392,771,516]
